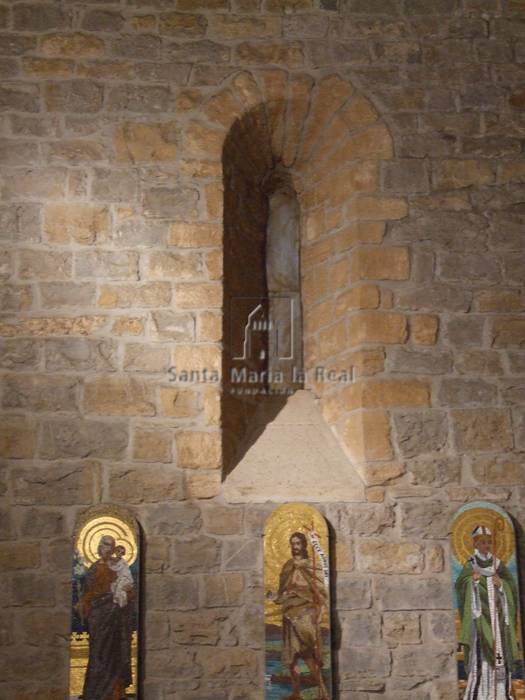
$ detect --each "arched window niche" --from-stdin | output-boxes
[204,71,402,502]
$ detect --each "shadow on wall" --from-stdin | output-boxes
[221,103,303,477]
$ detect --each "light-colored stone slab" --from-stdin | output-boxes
[223,390,365,503]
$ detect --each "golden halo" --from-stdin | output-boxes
[451,505,514,565]
[76,515,137,567]
[264,503,329,626]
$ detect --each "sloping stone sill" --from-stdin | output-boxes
[222,390,366,503]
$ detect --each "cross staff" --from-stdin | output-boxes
[308,522,325,700]
[492,516,505,700]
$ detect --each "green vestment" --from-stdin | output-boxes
[455,556,520,670]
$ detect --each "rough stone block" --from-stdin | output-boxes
[0,284,33,312]
[44,80,103,112]
[202,572,245,607]
[111,316,145,336]
[41,32,104,57]
[428,610,455,642]
[44,338,118,372]
[0,542,40,570]
[19,508,65,538]
[492,317,525,347]
[202,505,244,536]
[173,344,220,374]
[146,502,202,537]
[148,574,199,610]
[438,378,497,405]
[0,31,37,53]
[2,375,78,413]
[388,348,452,374]
[343,379,431,409]
[160,12,207,37]
[111,34,161,60]
[114,122,178,162]
[398,284,472,313]
[40,282,96,308]
[358,540,424,574]
[159,387,199,418]
[148,251,203,280]
[39,418,127,460]
[109,218,168,249]
[502,380,525,405]
[394,411,448,458]
[382,612,420,644]
[338,504,394,536]
[410,315,438,345]
[75,250,139,280]
[0,203,41,244]
[82,9,124,32]
[91,168,137,202]
[341,610,381,646]
[172,536,221,573]
[132,426,172,463]
[0,139,39,166]
[336,575,372,610]
[44,203,109,245]
[452,408,513,451]
[107,85,173,113]
[0,315,107,338]
[18,250,71,280]
[446,317,484,348]
[0,338,40,370]
[234,41,305,68]
[454,350,503,375]
[339,645,391,678]
[0,416,36,458]
[349,312,407,345]
[124,343,170,373]
[170,609,226,646]
[175,282,223,309]
[84,377,156,416]
[143,186,200,219]
[195,647,258,678]
[351,247,410,281]
[432,159,493,189]
[223,538,260,570]
[3,168,67,200]
[0,85,40,113]
[151,310,195,342]
[392,645,453,678]
[347,195,407,221]
[439,252,500,284]
[400,501,452,539]
[108,464,184,503]
[471,455,525,485]
[169,222,221,248]
[166,39,230,64]
[98,282,171,309]
[11,461,97,505]
[376,577,451,610]
[342,410,393,462]
[358,461,406,487]
[46,139,106,164]
[382,160,429,193]
[10,573,55,607]
[176,432,221,469]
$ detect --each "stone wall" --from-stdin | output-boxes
[0,0,524,699]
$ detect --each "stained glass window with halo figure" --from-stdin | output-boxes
[451,500,524,700]
[69,505,140,700]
